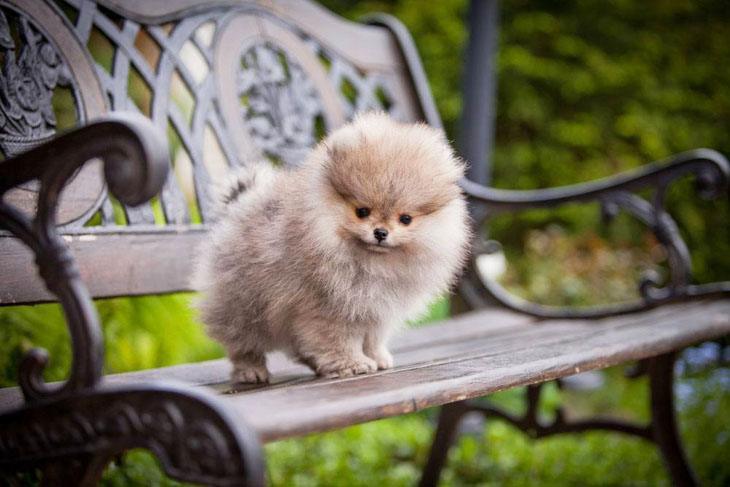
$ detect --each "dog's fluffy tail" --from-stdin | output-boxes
[213,162,276,215]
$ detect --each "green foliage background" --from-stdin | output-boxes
[2,0,729,485]
[324,0,730,287]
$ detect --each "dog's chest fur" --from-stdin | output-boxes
[308,249,428,325]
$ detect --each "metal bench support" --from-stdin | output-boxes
[419,352,697,487]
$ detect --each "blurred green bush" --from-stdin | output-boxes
[0,295,222,388]
[323,0,730,286]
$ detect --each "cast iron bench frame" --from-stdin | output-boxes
[0,1,728,485]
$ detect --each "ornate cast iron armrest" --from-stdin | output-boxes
[0,115,266,486]
[458,148,730,318]
[0,113,169,402]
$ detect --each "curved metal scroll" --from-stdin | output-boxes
[0,382,265,486]
[0,113,168,402]
[0,5,74,157]
[0,0,108,227]
[459,148,730,318]
[238,41,327,167]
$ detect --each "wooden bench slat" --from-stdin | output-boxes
[0,230,207,303]
[0,307,534,410]
[222,300,728,442]
[0,300,727,442]
[110,306,537,385]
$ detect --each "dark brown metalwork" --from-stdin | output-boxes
[0,114,168,402]
[361,13,443,129]
[418,401,470,487]
[0,0,107,227]
[0,112,264,485]
[649,353,697,487]
[459,148,730,318]
[0,382,265,486]
[0,6,73,157]
[420,353,697,487]
[237,42,327,167]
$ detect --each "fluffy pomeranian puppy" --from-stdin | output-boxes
[194,112,470,383]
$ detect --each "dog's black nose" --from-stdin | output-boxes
[374,228,388,242]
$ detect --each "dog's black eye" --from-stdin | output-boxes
[399,214,412,225]
[356,207,370,219]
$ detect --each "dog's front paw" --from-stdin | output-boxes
[373,349,393,370]
[316,354,377,378]
[369,347,394,370]
[231,363,270,384]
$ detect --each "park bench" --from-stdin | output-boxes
[0,0,728,485]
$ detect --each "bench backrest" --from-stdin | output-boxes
[0,0,440,304]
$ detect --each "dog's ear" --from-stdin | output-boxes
[326,125,364,162]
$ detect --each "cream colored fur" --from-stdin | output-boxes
[194,112,471,383]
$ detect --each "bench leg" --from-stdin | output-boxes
[649,352,697,487]
[419,401,469,487]
[420,352,700,486]
[41,454,108,487]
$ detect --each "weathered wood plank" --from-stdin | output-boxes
[1,301,727,441]
[212,301,730,441]
[230,301,727,440]
[0,306,545,409]
[0,230,206,304]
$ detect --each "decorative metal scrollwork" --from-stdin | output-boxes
[0,383,265,486]
[238,42,326,167]
[0,115,169,403]
[0,5,75,158]
[460,149,730,318]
